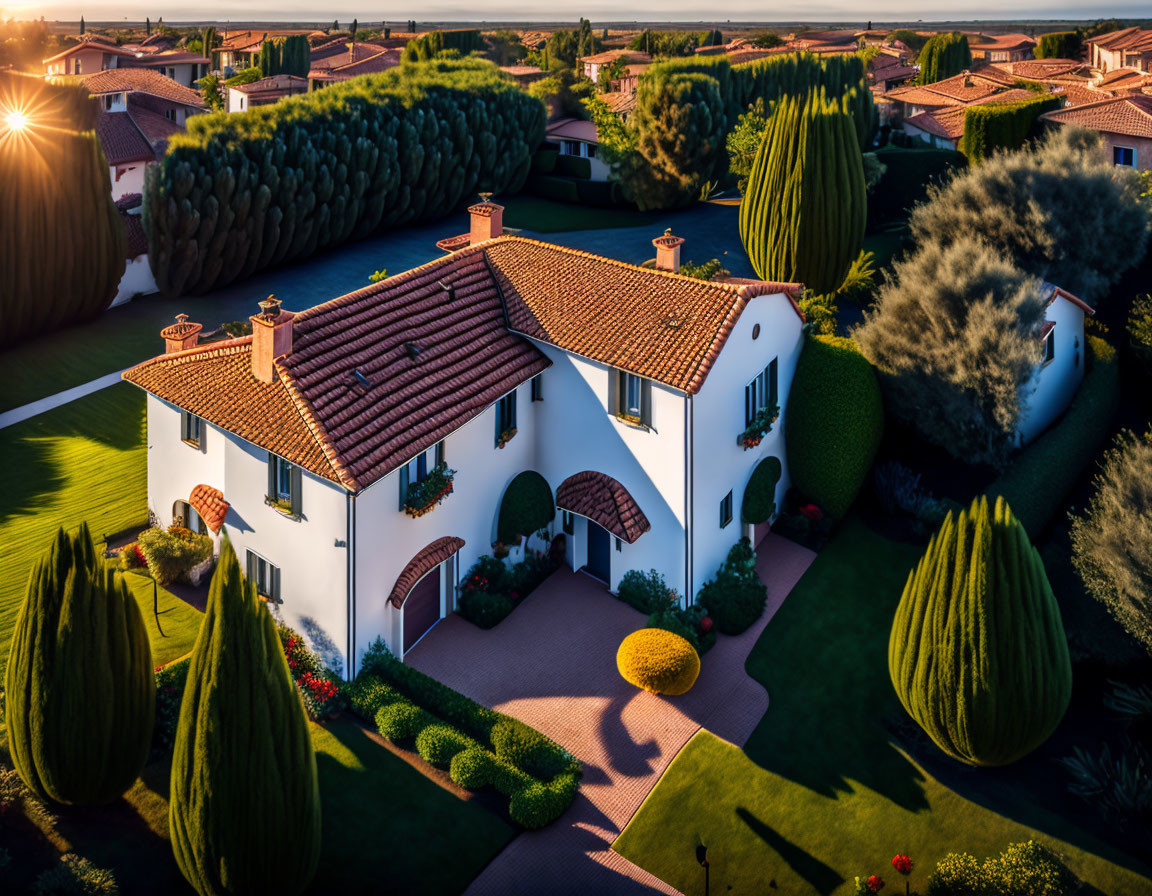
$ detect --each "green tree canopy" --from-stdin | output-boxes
[916,32,972,84]
[497,471,555,544]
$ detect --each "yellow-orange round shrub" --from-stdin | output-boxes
[616,628,700,696]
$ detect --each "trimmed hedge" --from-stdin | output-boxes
[354,642,580,828]
[575,179,619,206]
[869,146,967,225]
[531,148,559,174]
[959,94,1062,163]
[554,154,592,179]
[742,455,782,524]
[784,334,884,518]
[497,471,555,545]
[617,628,701,695]
[616,568,677,614]
[987,335,1119,538]
[526,173,581,203]
[695,538,767,634]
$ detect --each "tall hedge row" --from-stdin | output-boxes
[258,35,310,78]
[403,29,482,62]
[143,58,545,296]
[916,32,972,84]
[0,73,125,346]
[1036,31,1082,60]
[959,94,1062,162]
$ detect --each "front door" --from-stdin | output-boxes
[586,523,611,583]
[403,567,441,653]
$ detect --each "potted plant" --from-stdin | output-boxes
[404,463,456,517]
[497,426,518,449]
[737,403,779,450]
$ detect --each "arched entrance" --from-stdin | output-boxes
[389,536,465,655]
[555,471,649,585]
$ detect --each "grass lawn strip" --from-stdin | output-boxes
[614,519,1152,896]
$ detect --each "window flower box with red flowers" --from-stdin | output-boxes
[738,403,779,450]
[496,427,518,449]
[404,463,455,518]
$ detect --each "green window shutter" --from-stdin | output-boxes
[398,465,409,511]
[495,402,502,446]
[640,379,652,428]
[246,550,257,583]
[608,369,620,415]
[266,454,276,499]
[273,565,281,602]
[768,358,779,407]
[435,440,445,466]
[290,465,302,516]
[510,391,518,429]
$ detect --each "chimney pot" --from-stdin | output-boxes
[250,295,294,383]
[160,312,202,354]
[468,197,504,245]
[652,228,685,273]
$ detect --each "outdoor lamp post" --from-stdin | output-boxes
[696,844,710,896]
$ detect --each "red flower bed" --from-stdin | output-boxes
[891,855,913,875]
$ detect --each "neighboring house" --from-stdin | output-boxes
[112,193,158,306]
[1088,27,1152,74]
[600,91,638,121]
[869,54,918,94]
[968,33,1037,63]
[96,109,156,200]
[544,118,611,181]
[307,49,401,89]
[1090,66,1152,95]
[1019,285,1093,446]
[903,88,1038,149]
[227,74,308,112]
[123,203,805,674]
[216,29,323,71]
[499,65,547,88]
[607,63,650,96]
[1040,93,1152,170]
[128,49,211,87]
[81,68,206,125]
[883,70,1017,128]
[43,36,137,75]
[580,49,651,83]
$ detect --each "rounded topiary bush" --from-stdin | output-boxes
[491,719,560,778]
[415,724,474,766]
[497,471,555,544]
[449,748,493,789]
[509,773,580,829]
[616,628,700,696]
[375,701,430,741]
[784,333,883,518]
[742,455,782,524]
[889,496,1072,766]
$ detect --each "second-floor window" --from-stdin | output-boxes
[495,392,517,446]
[720,490,733,528]
[612,370,652,427]
[246,550,280,602]
[266,453,301,516]
[745,358,779,427]
[1043,326,1056,365]
[531,374,543,401]
[181,411,202,447]
[398,441,446,508]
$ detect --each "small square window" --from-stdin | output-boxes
[720,491,733,528]
[246,551,280,602]
[615,537,623,552]
[181,411,202,447]
[1113,145,1136,167]
[531,374,543,401]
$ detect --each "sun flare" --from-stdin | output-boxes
[4,110,28,131]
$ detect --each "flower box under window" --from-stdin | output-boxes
[497,427,518,449]
[404,463,455,517]
[738,403,779,450]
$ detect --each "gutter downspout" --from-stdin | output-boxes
[684,393,694,607]
[346,492,356,681]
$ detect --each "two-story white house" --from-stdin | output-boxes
[123,203,805,676]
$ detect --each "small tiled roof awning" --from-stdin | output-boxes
[189,484,229,534]
[556,471,650,544]
[389,537,465,608]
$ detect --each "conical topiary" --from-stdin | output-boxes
[738,90,866,295]
[5,524,155,804]
[169,537,320,896]
[888,496,1072,766]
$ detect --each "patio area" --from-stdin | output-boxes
[406,533,816,895]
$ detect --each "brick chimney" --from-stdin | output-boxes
[160,313,202,354]
[250,295,294,383]
[469,199,504,245]
[652,229,685,273]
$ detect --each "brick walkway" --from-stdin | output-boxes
[406,534,816,896]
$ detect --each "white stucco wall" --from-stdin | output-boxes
[689,293,804,597]
[111,164,147,201]
[112,254,158,307]
[147,396,226,529]
[1018,296,1087,446]
[227,88,249,113]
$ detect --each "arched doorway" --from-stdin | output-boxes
[555,471,650,586]
[389,536,465,655]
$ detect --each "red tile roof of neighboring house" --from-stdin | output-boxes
[1046,283,1095,315]
[969,33,1037,52]
[499,64,546,78]
[580,49,652,65]
[556,471,650,544]
[189,484,229,534]
[132,50,211,66]
[231,74,308,94]
[1094,67,1152,92]
[43,40,137,64]
[126,100,183,145]
[1088,27,1152,53]
[389,537,465,607]
[486,237,802,395]
[601,91,637,115]
[545,117,598,142]
[887,71,1008,107]
[308,49,401,81]
[96,110,154,165]
[309,41,389,70]
[80,68,207,107]
[1041,93,1152,139]
[904,88,1038,141]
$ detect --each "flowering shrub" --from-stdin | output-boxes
[136,526,212,584]
[647,603,716,656]
[152,658,190,755]
[119,542,147,570]
[868,876,885,893]
[277,624,345,720]
[404,463,456,517]
[927,841,1077,896]
[695,538,767,635]
[458,549,559,629]
[617,568,677,614]
[892,855,914,895]
[738,403,779,450]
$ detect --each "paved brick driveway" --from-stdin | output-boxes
[406,533,816,895]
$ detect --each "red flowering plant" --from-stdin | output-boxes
[737,403,779,450]
[891,855,913,895]
[277,623,346,720]
[799,503,824,522]
[867,876,884,893]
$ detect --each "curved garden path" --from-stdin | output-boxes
[406,534,816,895]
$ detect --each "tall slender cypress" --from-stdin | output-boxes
[738,90,866,294]
[888,496,1072,766]
[169,538,320,896]
[6,525,154,805]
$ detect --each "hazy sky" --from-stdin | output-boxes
[7,1,1150,24]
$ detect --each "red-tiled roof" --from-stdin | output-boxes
[126,101,183,145]
[309,41,389,69]
[1041,93,1152,139]
[904,89,1038,140]
[389,537,465,607]
[580,49,651,65]
[969,32,1037,51]
[231,74,308,94]
[308,49,401,81]
[189,484,229,534]
[601,91,637,115]
[80,68,206,107]
[1088,27,1152,53]
[1094,67,1152,92]
[556,471,650,544]
[43,41,137,64]
[887,71,1007,106]
[132,50,210,66]
[96,110,154,165]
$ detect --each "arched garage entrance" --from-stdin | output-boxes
[389,537,465,655]
[555,471,650,586]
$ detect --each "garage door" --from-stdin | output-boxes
[403,567,442,652]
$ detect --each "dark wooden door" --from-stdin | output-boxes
[403,567,441,652]
[586,523,611,583]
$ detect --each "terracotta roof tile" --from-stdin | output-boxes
[132,50,210,66]
[308,49,401,81]
[126,101,183,145]
[389,537,465,607]
[485,237,801,394]
[580,49,651,65]
[189,484,229,533]
[80,68,206,107]
[231,74,308,94]
[96,110,154,165]
[556,471,650,543]
[120,210,149,257]
[1041,93,1152,139]
[1089,27,1152,53]
[904,89,1038,140]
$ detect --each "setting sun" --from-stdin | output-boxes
[3,109,28,131]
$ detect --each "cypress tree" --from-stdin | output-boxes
[916,32,971,84]
[351,18,358,36]
[888,496,1072,766]
[738,90,866,294]
[146,16,151,36]
[80,15,85,34]
[5,525,154,805]
[169,538,320,896]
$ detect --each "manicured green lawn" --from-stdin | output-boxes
[614,519,1152,896]
[501,194,662,233]
[0,384,201,676]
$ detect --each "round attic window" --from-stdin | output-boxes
[752,323,761,340]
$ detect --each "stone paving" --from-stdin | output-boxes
[406,533,816,896]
